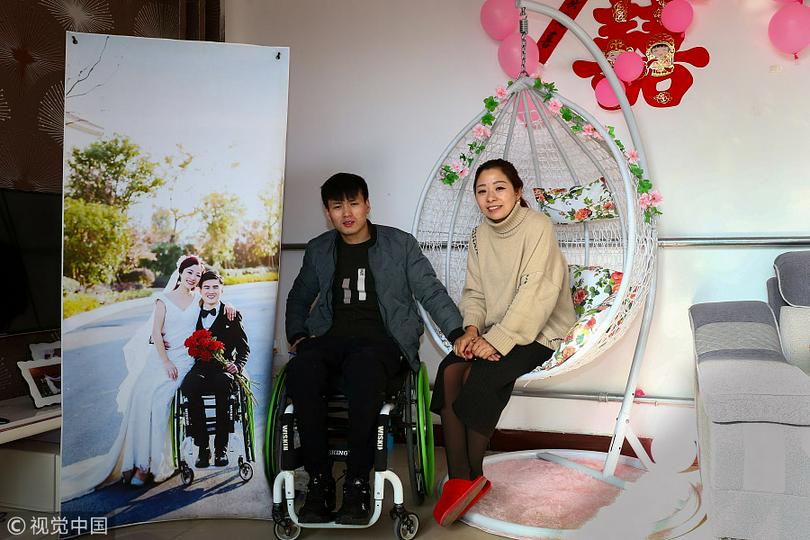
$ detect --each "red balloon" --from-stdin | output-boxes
[768,2,810,57]
[480,0,520,41]
[613,51,645,82]
[594,78,625,108]
[661,0,694,33]
[498,32,540,79]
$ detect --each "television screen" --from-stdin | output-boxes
[0,188,62,335]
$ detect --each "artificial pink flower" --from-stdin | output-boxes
[547,99,562,115]
[638,192,652,209]
[459,167,469,179]
[582,124,596,137]
[495,85,508,100]
[625,149,639,164]
[472,123,492,140]
[450,159,464,174]
[649,190,663,207]
[530,67,543,79]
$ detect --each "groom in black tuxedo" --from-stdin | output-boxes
[181,269,250,468]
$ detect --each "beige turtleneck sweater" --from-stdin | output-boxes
[459,203,576,356]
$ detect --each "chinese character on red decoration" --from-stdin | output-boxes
[571,0,710,109]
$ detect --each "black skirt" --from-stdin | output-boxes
[430,341,554,436]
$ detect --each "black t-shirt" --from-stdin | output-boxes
[327,235,388,340]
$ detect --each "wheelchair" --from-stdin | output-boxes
[171,381,256,485]
[264,358,434,540]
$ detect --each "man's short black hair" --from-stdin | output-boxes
[198,268,223,287]
[320,173,369,207]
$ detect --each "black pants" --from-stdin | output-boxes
[285,335,401,480]
[181,368,234,451]
[431,341,554,436]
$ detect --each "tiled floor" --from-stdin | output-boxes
[1,446,717,540]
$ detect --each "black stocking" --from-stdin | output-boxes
[466,425,491,479]
[440,362,472,480]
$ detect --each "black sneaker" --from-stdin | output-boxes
[195,447,210,468]
[214,448,228,467]
[298,473,336,523]
[335,476,371,525]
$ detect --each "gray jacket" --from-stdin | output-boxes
[285,223,462,371]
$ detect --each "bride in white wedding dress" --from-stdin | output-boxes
[62,255,205,501]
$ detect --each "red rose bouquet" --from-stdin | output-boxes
[184,328,255,403]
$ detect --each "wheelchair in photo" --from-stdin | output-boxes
[264,358,434,540]
[171,381,256,485]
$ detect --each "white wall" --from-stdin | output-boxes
[226,0,810,438]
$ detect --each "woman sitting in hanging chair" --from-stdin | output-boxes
[431,158,577,526]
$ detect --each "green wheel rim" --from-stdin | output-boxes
[265,365,287,480]
[416,362,435,496]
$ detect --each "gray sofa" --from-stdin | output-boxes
[689,251,810,540]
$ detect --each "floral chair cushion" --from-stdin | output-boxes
[570,265,623,317]
[532,177,618,224]
[542,295,616,370]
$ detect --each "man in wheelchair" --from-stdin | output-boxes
[285,173,463,525]
[182,269,250,468]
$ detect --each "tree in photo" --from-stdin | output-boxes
[199,192,244,267]
[153,146,198,244]
[259,181,283,268]
[63,198,129,286]
[66,135,164,210]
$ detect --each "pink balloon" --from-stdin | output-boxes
[498,32,540,79]
[480,0,520,41]
[661,0,694,33]
[613,51,645,82]
[768,2,810,56]
[594,78,625,108]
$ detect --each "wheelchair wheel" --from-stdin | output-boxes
[273,520,301,540]
[180,463,194,486]
[393,512,419,540]
[405,362,435,503]
[265,364,288,480]
[239,462,253,482]
[415,362,435,497]
[242,383,256,463]
[404,369,425,505]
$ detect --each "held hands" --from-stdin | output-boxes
[454,326,479,359]
[453,326,501,362]
[224,303,237,321]
[470,337,500,362]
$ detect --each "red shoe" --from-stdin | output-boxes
[460,479,491,516]
[433,476,487,526]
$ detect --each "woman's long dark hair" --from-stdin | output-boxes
[473,159,529,207]
[174,256,202,289]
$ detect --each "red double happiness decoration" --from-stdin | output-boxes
[572,0,710,109]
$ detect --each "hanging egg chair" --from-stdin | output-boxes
[412,3,701,538]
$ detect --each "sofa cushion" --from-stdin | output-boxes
[690,301,810,425]
[774,251,810,307]
[767,277,788,324]
[779,306,810,375]
[697,358,810,425]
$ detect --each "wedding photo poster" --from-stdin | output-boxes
[60,33,288,535]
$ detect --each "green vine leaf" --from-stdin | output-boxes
[560,107,573,121]
[481,112,495,126]
[637,179,652,193]
[484,96,499,112]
